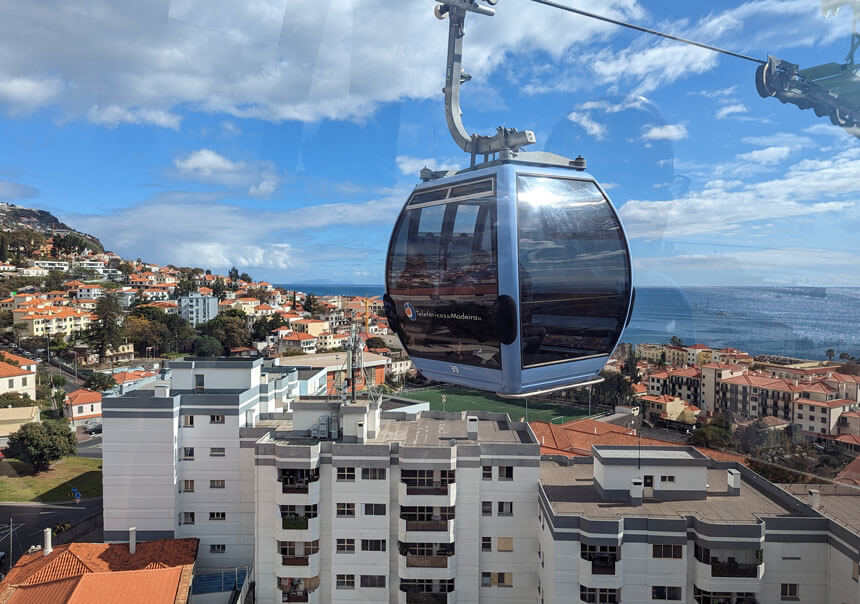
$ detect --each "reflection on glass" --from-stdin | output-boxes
[517,175,631,368]
[387,182,501,369]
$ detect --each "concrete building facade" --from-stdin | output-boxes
[179,293,219,327]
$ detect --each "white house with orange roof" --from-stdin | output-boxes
[235,297,260,314]
[65,388,103,426]
[15,306,95,339]
[641,394,701,427]
[139,300,178,314]
[684,343,712,365]
[279,331,317,355]
[140,288,170,301]
[0,262,16,273]
[316,331,349,351]
[0,354,36,400]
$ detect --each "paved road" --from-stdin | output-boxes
[0,498,102,569]
[76,436,102,459]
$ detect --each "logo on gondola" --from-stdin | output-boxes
[403,302,416,321]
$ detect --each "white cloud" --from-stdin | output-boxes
[395,156,461,177]
[173,149,281,198]
[737,145,791,164]
[0,180,39,200]
[0,0,647,126]
[715,103,747,119]
[740,132,813,148]
[619,152,859,239]
[689,85,738,98]
[87,105,181,130]
[567,111,607,140]
[642,123,688,141]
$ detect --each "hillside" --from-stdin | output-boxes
[0,203,103,253]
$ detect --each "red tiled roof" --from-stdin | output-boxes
[794,397,855,408]
[835,455,860,486]
[0,351,36,368]
[65,389,102,406]
[0,362,33,378]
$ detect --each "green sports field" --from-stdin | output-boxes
[399,385,589,423]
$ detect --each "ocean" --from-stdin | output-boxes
[277,283,860,361]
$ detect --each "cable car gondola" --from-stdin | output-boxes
[383,0,635,396]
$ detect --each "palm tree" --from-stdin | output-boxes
[840,352,851,362]
[826,349,835,362]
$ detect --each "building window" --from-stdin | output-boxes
[336,503,355,517]
[7,379,12,388]
[77,405,83,414]
[337,466,356,481]
[210,415,224,424]
[90,404,94,412]
[361,539,386,552]
[652,586,681,600]
[336,538,355,553]
[210,479,225,489]
[482,501,492,516]
[182,512,195,525]
[781,584,799,600]
[336,574,355,589]
[482,537,492,552]
[496,572,513,587]
[209,512,226,521]
[497,501,513,516]
[361,467,386,480]
[210,544,226,554]
[360,575,386,588]
[364,503,386,516]
[182,414,194,427]
[209,447,226,457]
[497,537,513,552]
[482,466,492,480]
[652,544,683,559]
[498,466,513,481]
[660,475,675,483]
[183,447,194,460]
[182,480,194,493]
[481,572,492,587]
[580,586,619,603]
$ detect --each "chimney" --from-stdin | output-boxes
[129,527,137,554]
[356,422,365,444]
[43,528,52,556]
[727,468,741,496]
[808,489,821,509]
[153,384,170,398]
[467,416,478,440]
[630,478,643,506]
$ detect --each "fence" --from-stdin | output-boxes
[52,513,103,545]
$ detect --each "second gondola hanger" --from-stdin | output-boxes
[382,0,635,397]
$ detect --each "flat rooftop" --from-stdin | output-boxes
[778,484,860,533]
[595,446,703,460]
[541,461,794,522]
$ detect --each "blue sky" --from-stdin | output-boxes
[0,0,857,286]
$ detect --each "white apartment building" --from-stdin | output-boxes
[179,293,219,327]
[102,359,860,604]
[32,260,69,271]
[539,446,860,604]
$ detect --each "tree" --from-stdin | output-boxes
[212,278,227,300]
[840,352,852,362]
[191,336,222,357]
[118,262,134,276]
[0,309,13,329]
[657,351,667,368]
[825,349,835,362]
[86,372,117,392]
[688,415,732,449]
[239,272,252,283]
[43,270,66,292]
[245,287,270,303]
[85,293,124,364]
[4,419,77,472]
[176,279,196,297]
[365,336,387,349]
[198,315,250,354]
[228,266,240,282]
[622,354,640,384]
[123,315,169,356]
[0,392,36,407]
[669,336,684,347]
[251,317,273,342]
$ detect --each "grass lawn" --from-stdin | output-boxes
[0,457,102,502]
[400,385,588,424]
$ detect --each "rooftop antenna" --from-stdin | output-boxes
[434,1,536,167]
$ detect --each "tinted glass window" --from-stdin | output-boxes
[387,182,500,369]
[517,175,630,368]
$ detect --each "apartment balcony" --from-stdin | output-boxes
[399,481,457,507]
[693,558,764,592]
[279,576,320,604]
[398,592,454,604]
[281,552,320,575]
[578,557,623,589]
[399,553,456,580]
[278,516,320,542]
[278,480,320,505]
[399,517,455,543]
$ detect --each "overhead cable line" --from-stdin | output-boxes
[530,0,767,65]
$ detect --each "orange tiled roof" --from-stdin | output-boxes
[529,418,747,465]
[0,351,36,368]
[794,397,856,408]
[65,389,102,406]
[0,362,33,378]
[1,540,198,589]
[835,455,860,486]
